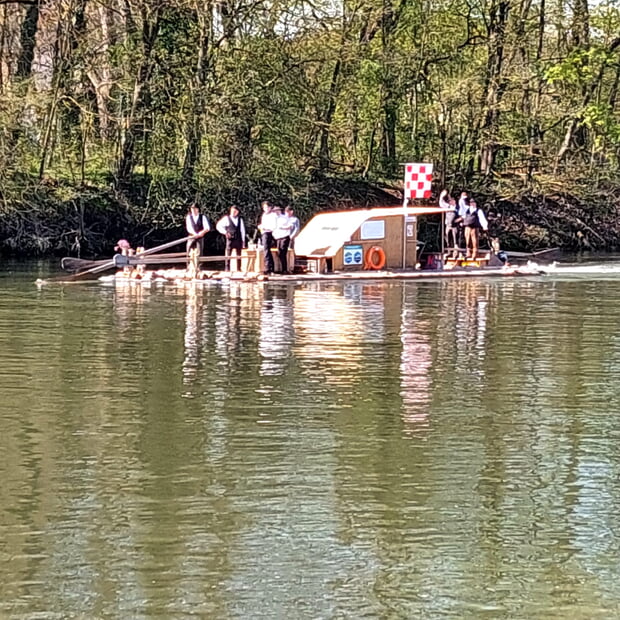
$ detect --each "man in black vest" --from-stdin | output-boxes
[462,199,489,259]
[185,203,211,255]
[216,205,246,271]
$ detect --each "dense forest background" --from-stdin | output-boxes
[0,0,619,255]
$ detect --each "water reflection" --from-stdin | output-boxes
[258,286,295,377]
[2,274,620,617]
[399,286,432,435]
[182,283,203,386]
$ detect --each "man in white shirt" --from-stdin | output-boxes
[216,205,246,271]
[285,206,301,250]
[258,201,278,274]
[458,192,470,218]
[272,206,293,274]
[185,203,210,256]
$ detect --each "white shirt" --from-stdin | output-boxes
[273,213,292,240]
[259,211,278,234]
[439,193,451,210]
[458,197,469,218]
[288,216,300,239]
[216,214,246,241]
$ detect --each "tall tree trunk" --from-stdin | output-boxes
[16,0,44,80]
[182,5,213,185]
[526,0,545,179]
[479,0,510,175]
[571,0,589,49]
[379,0,401,175]
[317,58,342,171]
[116,6,161,184]
[86,4,114,139]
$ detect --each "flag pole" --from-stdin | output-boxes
[402,193,408,269]
[401,162,433,270]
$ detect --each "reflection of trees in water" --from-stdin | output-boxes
[6,278,620,615]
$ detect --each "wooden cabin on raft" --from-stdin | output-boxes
[294,205,449,273]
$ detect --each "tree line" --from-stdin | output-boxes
[0,0,619,252]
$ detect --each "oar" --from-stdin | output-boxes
[61,256,104,272]
[135,236,192,257]
[506,247,560,260]
[62,251,191,272]
[46,235,192,282]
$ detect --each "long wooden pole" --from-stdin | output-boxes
[62,251,189,272]
[46,235,192,283]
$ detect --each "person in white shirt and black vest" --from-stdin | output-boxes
[185,203,211,256]
[461,199,488,260]
[216,205,246,271]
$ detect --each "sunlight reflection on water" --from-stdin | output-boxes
[1,271,620,617]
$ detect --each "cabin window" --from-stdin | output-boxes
[361,220,385,240]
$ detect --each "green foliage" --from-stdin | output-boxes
[0,0,619,254]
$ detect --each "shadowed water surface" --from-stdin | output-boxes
[1,262,620,618]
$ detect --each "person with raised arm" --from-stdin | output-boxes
[440,190,459,257]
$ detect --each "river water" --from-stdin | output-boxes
[1,261,620,618]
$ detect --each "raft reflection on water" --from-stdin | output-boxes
[107,278,504,437]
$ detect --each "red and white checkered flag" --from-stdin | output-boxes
[404,163,433,200]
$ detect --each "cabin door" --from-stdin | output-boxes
[404,216,417,268]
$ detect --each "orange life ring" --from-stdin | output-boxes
[364,246,386,270]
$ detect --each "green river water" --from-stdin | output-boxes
[1,260,620,618]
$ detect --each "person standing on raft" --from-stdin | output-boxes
[272,205,293,274]
[439,190,459,258]
[185,203,211,256]
[258,201,278,275]
[216,205,246,271]
[285,206,300,250]
[461,199,488,259]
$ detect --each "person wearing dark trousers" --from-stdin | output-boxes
[440,190,459,257]
[272,205,292,274]
[285,206,300,250]
[185,203,210,256]
[216,205,246,271]
[258,201,277,274]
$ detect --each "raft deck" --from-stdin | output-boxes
[90,263,548,286]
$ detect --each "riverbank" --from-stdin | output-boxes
[1,175,619,257]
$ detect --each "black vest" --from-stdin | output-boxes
[192,214,205,233]
[463,209,479,228]
[226,216,241,241]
